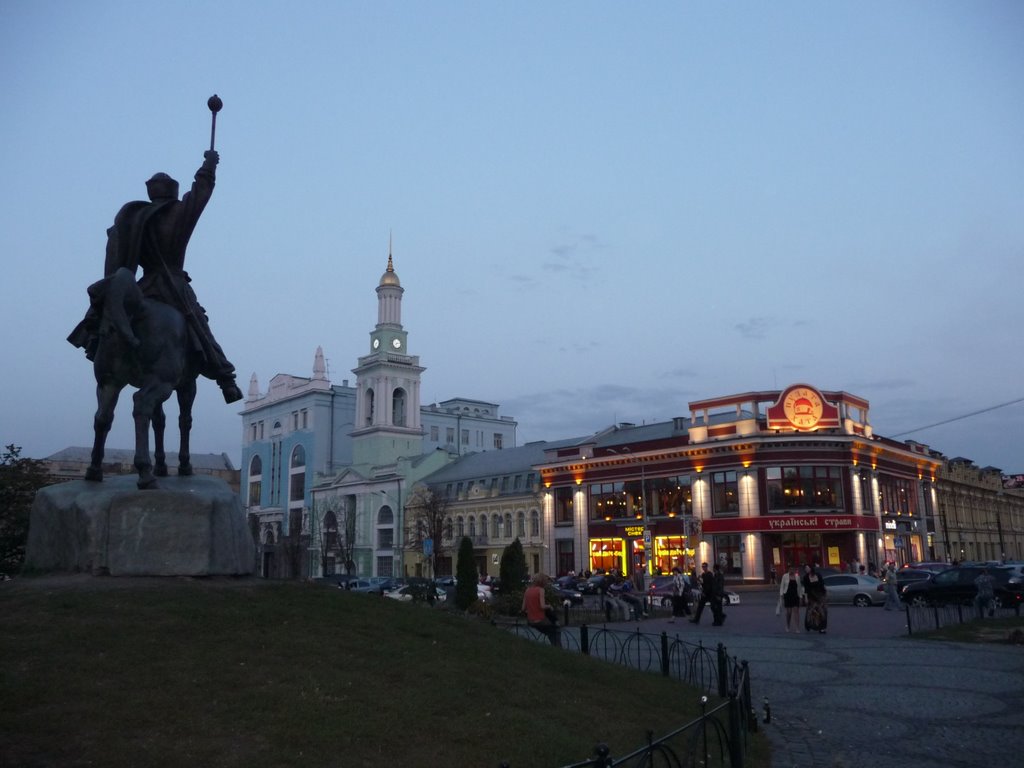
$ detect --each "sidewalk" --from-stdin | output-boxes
[633,605,1024,768]
[728,632,1023,768]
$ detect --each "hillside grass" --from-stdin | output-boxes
[0,577,770,768]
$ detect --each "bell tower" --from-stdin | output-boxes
[351,248,424,466]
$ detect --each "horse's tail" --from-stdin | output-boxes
[97,267,143,349]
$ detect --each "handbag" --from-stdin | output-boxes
[775,597,782,616]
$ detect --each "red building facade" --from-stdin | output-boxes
[536,384,942,582]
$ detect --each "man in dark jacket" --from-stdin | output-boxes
[690,562,716,624]
[711,563,726,625]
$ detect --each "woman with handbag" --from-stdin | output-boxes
[802,564,828,633]
[777,565,804,633]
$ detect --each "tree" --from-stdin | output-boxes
[312,498,358,576]
[405,486,452,578]
[0,445,53,573]
[499,538,528,595]
[279,508,306,579]
[455,536,478,610]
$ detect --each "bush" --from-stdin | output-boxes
[455,536,478,610]
[491,591,524,618]
[499,538,528,593]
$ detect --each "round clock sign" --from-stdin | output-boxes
[782,386,824,429]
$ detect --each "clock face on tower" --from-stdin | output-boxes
[392,338,402,349]
[372,338,380,349]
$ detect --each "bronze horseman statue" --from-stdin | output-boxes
[68,96,241,488]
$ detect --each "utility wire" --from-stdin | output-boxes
[890,396,1024,438]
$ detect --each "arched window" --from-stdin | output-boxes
[365,388,375,426]
[468,516,476,538]
[377,505,394,550]
[530,509,540,537]
[504,512,512,539]
[456,516,465,538]
[517,511,526,538]
[247,455,263,507]
[393,388,407,427]
[288,445,306,503]
[491,514,500,539]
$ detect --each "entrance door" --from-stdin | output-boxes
[781,543,818,570]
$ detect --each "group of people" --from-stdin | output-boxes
[776,564,829,633]
[604,572,647,621]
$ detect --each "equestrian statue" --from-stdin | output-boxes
[68,95,242,489]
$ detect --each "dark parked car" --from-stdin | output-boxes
[648,575,685,608]
[647,574,740,607]
[894,569,933,591]
[583,573,615,595]
[550,583,584,605]
[907,562,950,573]
[900,566,1024,610]
[553,575,588,593]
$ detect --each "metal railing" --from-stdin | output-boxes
[497,622,757,767]
[905,600,1022,635]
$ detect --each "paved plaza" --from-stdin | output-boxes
[608,587,1024,768]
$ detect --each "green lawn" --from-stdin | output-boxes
[0,578,770,768]
[908,613,1024,644]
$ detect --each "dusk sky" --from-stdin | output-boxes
[2,1,1022,472]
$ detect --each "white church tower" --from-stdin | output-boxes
[350,251,425,466]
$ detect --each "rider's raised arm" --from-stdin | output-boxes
[179,150,218,228]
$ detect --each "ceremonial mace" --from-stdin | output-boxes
[207,94,223,151]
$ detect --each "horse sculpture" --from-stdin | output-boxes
[85,267,200,489]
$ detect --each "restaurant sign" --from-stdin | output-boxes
[766,383,841,431]
[702,514,879,534]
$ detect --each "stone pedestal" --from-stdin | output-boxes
[26,474,255,576]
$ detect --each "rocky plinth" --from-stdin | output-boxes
[26,474,254,576]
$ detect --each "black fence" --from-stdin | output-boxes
[905,601,1022,635]
[497,622,757,767]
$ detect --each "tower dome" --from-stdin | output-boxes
[379,254,400,287]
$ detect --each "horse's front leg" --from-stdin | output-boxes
[152,402,168,477]
[176,377,197,476]
[88,381,121,482]
[133,383,174,490]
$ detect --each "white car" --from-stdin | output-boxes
[822,574,885,606]
[384,585,446,603]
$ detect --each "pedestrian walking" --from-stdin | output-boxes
[669,566,690,622]
[974,568,995,619]
[776,565,805,632]
[802,564,828,633]
[711,563,726,625]
[883,562,902,611]
[690,563,715,624]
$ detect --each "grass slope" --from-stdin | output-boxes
[0,578,765,767]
